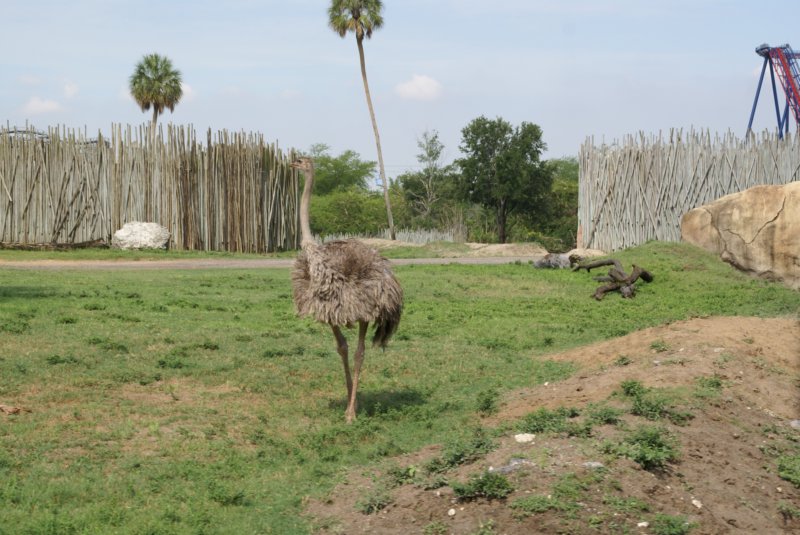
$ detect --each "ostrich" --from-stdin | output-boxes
[290,157,403,423]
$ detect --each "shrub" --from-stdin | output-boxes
[518,407,580,434]
[451,472,513,501]
[602,425,680,470]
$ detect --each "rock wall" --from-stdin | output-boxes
[680,181,799,289]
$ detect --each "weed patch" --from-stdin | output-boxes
[651,513,697,534]
[602,425,680,470]
[777,454,800,488]
[451,472,514,501]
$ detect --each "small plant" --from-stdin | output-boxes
[385,464,417,487]
[694,375,724,399]
[631,392,692,424]
[651,513,696,535]
[614,355,632,366]
[552,472,591,501]
[476,388,499,416]
[356,486,392,514]
[778,501,800,521]
[510,495,566,517]
[777,454,800,488]
[650,339,670,353]
[424,428,494,474]
[602,425,680,470]
[423,521,449,535]
[586,403,624,425]
[471,519,497,535]
[620,379,648,398]
[602,494,651,513]
[621,381,693,425]
[451,472,513,501]
[518,406,581,434]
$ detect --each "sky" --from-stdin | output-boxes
[4,0,800,181]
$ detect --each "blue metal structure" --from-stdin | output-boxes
[747,43,800,139]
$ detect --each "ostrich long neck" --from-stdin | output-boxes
[299,165,315,248]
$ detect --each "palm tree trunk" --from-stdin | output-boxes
[151,109,158,140]
[357,35,396,240]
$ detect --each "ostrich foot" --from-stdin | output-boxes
[345,406,356,424]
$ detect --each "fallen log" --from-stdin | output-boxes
[573,258,653,300]
[0,238,108,251]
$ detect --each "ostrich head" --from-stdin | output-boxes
[290,156,314,173]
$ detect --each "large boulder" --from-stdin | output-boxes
[680,181,799,289]
[112,222,170,250]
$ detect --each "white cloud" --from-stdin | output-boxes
[63,81,79,98]
[17,74,42,86]
[395,74,443,101]
[181,82,195,102]
[22,97,62,114]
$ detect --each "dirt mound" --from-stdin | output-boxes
[360,239,548,257]
[308,316,800,534]
[462,243,548,257]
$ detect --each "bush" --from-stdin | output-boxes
[451,472,513,501]
[602,425,680,470]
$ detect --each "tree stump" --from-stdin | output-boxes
[572,259,653,300]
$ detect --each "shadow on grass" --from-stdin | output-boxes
[328,387,427,417]
[0,286,58,299]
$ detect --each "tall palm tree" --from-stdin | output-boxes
[129,53,183,130]
[328,0,396,240]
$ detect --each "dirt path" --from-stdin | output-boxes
[0,256,545,270]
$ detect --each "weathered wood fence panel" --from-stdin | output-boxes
[578,129,800,251]
[0,124,299,252]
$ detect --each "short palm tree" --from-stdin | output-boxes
[328,0,396,240]
[129,53,183,130]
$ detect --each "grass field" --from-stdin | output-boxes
[0,242,797,534]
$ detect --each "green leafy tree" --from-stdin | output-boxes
[307,143,375,195]
[328,0,396,239]
[397,130,456,223]
[456,116,552,243]
[541,157,579,250]
[129,53,183,129]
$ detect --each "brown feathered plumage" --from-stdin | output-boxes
[289,156,403,423]
[291,239,403,348]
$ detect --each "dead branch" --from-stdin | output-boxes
[573,258,653,300]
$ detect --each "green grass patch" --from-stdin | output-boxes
[651,513,697,534]
[0,241,797,533]
[602,425,681,470]
[777,454,800,488]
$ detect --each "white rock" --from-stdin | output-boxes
[789,420,800,430]
[447,508,456,517]
[692,498,703,509]
[514,433,536,443]
[112,221,170,250]
[637,521,649,528]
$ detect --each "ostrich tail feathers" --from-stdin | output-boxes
[372,305,402,349]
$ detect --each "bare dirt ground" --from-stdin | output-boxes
[0,242,559,270]
[308,316,800,534]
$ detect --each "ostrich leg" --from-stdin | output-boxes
[332,326,353,402]
[345,321,369,423]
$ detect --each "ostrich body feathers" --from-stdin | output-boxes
[292,239,403,347]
